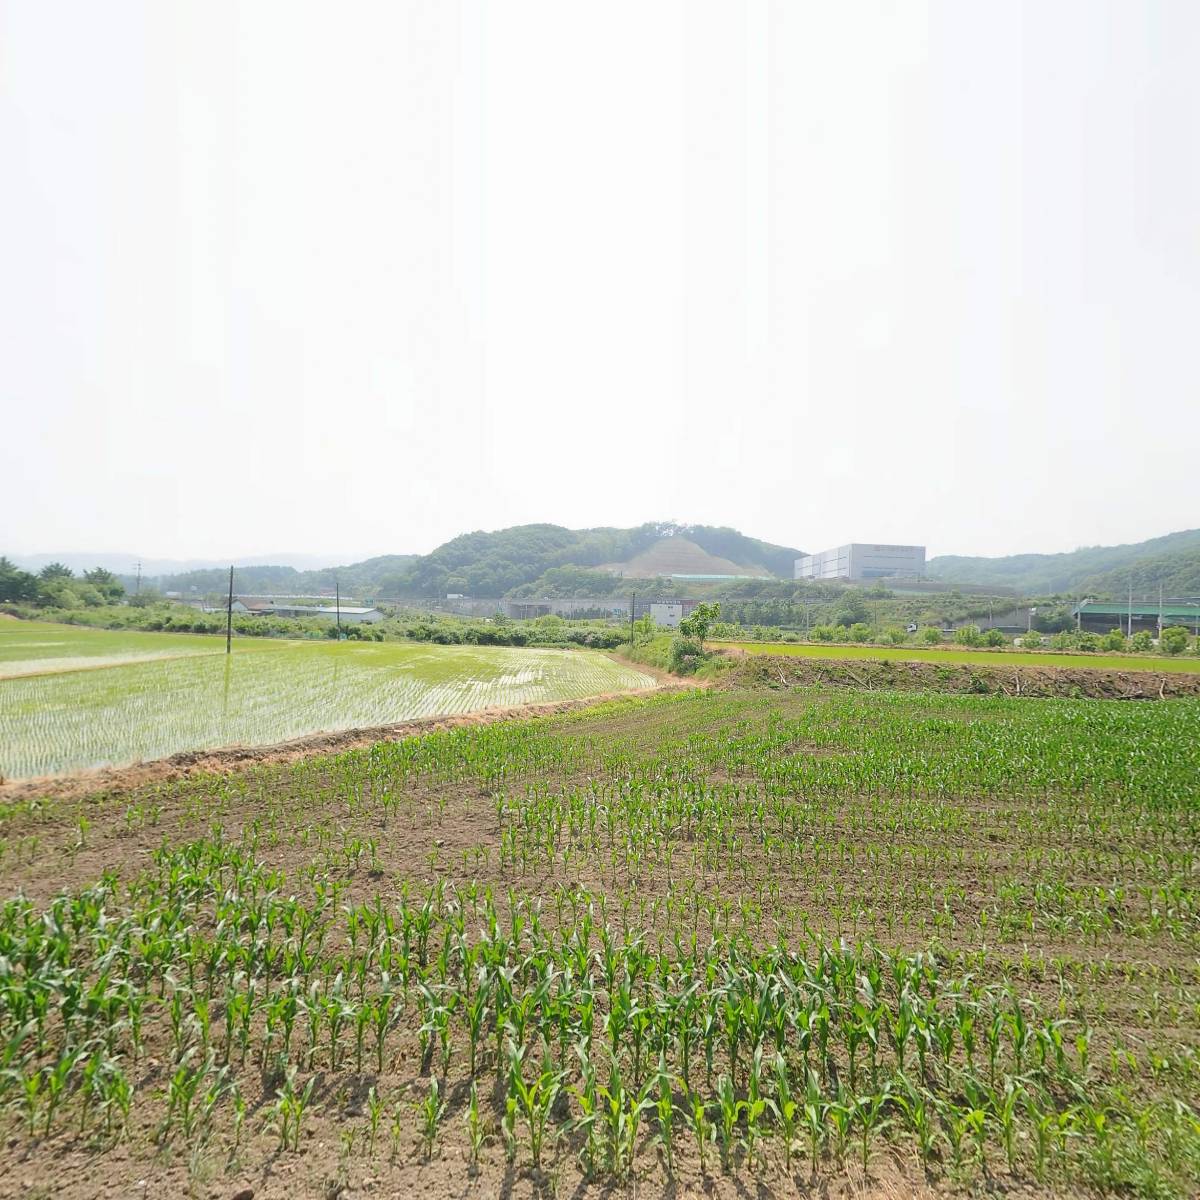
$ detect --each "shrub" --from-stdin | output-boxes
[1020,629,1043,649]
[1100,629,1127,652]
[955,625,983,647]
[847,623,871,643]
[921,626,943,645]
[1160,625,1190,656]
[981,628,1007,647]
[810,625,837,642]
[668,634,705,674]
[1130,630,1154,652]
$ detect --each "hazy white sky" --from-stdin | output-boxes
[2,1,1198,563]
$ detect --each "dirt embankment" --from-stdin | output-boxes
[722,651,1200,700]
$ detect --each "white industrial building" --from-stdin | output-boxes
[649,601,686,628]
[795,543,925,582]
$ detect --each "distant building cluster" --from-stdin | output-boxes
[794,543,925,582]
[181,596,385,624]
[504,597,700,627]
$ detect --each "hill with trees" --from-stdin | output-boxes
[380,523,804,598]
[158,555,417,599]
[928,529,1200,595]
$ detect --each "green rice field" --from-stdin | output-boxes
[0,621,655,779]
[715,639,1200,673]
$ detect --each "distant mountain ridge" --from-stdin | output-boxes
[24,523,801,599]
[929,529,1200,596]
[9,552,341,576]
[22,524,1199,604]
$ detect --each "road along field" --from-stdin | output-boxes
[715,638,1200,673]
[0,621,656,780]
[0,684,1196,1198]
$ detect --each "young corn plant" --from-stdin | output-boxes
[772,1053,800,1174]
[652,1054,676,1176]
[418,1076,447,1161]
[510,1057,563,1171]
[685,1083,714,1176]
[465,1080,485,1168]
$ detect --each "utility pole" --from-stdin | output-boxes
[1127,582,1133,638]
[629,591,636,648]
[1158,582,1164,640]
[335,576,342,641]
[225,566,234,654]
[134,560,142,595]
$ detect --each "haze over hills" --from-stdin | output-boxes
[387,523,803,598]
[13,525,1200,602]
[46,524,801,599]
[9,552,348,577]
[928,529,1200,596]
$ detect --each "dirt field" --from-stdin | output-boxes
[0,686,1196,1199]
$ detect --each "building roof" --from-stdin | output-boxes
[1074,601,1200,619]
[267,603,381,616]
[300,605,379,615]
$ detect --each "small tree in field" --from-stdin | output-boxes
[678,603,721,643]
[1021,629,1043,649]
[921,626,943,644]
[955,625,983,647]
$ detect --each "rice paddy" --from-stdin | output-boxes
[0,621,655,780]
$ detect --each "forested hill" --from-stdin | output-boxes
[157,555,417,598]
[928,529,1200,596]
[150,523,804,599]
[385,523,805,598]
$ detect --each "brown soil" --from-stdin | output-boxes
[0,690,1162,1199]
[0,689,1189,1199]
[722,650,1200,699]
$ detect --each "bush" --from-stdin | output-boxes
[1130,630,1154,652]
[981,628,1007,647]
[1160,625,1190,656]
[921,626,943,645]
[1020,629,1043,649]
[955,625,983,647]
[667,634,705,674]
[883,627,908,645]
[810,625,837,642]
[847,623,871,643]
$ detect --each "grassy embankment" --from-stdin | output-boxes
[715,638,1200,673]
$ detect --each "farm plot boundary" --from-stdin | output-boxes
[724,650,1200,699]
